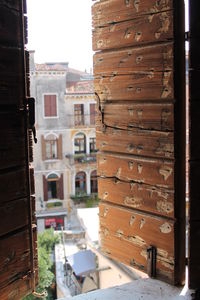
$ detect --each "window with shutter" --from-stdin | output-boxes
[41,134,62,160]
[59,174,64,200]
[75,172,87,195]
[44,94,57,117]
[93,0,185,285]
[74,104,84,125]
[0,0,38,298]
[74,132,86,154]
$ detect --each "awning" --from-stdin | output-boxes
[67,250,96,276]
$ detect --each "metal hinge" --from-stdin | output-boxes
[185,31,190,41]
[147,246,157,278]
[27,97,37,143]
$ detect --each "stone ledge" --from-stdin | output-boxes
[64,278,193,300]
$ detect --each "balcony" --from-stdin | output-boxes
[66,114,96,128]
[66,153,96,165]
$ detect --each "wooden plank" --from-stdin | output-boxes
[98,177,174,217]
[100,103,174,131]
[0,47,24,105]
[0,4,21,46]
[94,42,173,76]
[99,202,175,283]
[93,0,185,286]
[92,0,173,27]
[1,278,32,300]
[0,46,23,75]
[0,0,21,11]
[96,127,174,159]
[0,198,29,237]
[98,153,174,188]
[0,113,26,169]
[0,198,28,236]
[95,71,173,101]
[0,168,27,203]
[0,230,31,290]
[93,11,173,51]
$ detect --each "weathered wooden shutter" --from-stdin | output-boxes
[44,95,51,117]
[90,103,96,125]
[0,0,38,298]
[59,174,64,200]
[57,134,63,159]
[44,95,57,117]
[41,135,46,160]
[43,175,48,202]
[188,0,200,289]
[93,0,185,285]
[50,95,57,116]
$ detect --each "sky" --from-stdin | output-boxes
[27,0,94,72]
[27,0,189,71]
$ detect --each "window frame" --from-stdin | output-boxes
[43,93,59,119]
[74,132,86,154]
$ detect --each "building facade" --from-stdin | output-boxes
[30,51,97,232]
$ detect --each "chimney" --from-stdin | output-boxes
[29,50,35,72]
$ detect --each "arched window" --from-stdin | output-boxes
[89,137,96,153]
[45,134,57,159]
[90,170,98,194]
[41,134,62,160]
[75,172,86,194]
[43,173,64,201]
[74,133,86,154]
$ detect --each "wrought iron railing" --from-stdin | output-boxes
[66,114,96,128]
[65,153,97,165]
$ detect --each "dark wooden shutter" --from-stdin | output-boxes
[41,135,46,160]
[43,175,48,202]
[188,0,200,289]
[44,95,51,117]
[57,134,63,159]
[93,0,185,285]
[50,95,57,116]
[44,95,57,117]
[59,174,64,200]
[90,103,96,125]
[0,0,38,298]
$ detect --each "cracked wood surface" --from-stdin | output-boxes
[94,42,173,76]
[0,230,31,290]
[95,71,173,101]
[97,126,174,159]
[0,0,38,297]
[98,153,174,188]
[99,202,175,283]
[93,11,173,51]
[98,177,174,217]
[97,102,174,131]
[92,0,172,27]
[93,0,185,285]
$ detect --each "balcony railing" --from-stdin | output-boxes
[66,114,96,128]
[65,153,97,165]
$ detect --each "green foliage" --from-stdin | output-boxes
[23,229,60,300]
[46,201,62,209]
[86,194,99,208]
[38,228,60,253]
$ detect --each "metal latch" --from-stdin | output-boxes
[147,246,157,278]
[185,31,190,41]
[28,97,37,143]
